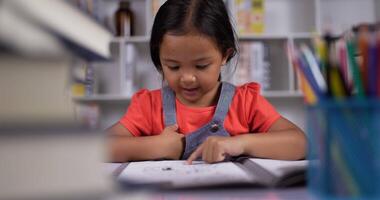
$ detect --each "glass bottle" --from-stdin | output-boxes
[115,1,134,36]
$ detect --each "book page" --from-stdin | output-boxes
[249,158,308,177]
[118,160,255,188]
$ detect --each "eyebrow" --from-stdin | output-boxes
[162,57,212,62]
[162,58,178,63]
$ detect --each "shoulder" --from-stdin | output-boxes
[120,88,163,136]
[231,82,268,114]
[131,88,162,104]
[129,88,163,111]
[230,82,280,133]
[233,82,261,100]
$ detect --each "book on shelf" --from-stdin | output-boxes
[70,61,97,97]
[116,157,307,189]
[234,0,265,35]
[121,44,138,97]
[71,63,87,97]
[236,41,270,89]
[74,102,100,129]
[250,41,270,89]
[235,42,251,85]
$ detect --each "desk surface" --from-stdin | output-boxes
[105,163,314,200]
[109,187,312,200]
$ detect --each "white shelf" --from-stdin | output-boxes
[112,33,314,43]
[72,90,304,103]
[239,32,314,40]
[73,95,131,102]
[291,32,315,39]
[73,91,303,102]
[262,91,303,98]
[112,36,150,43]
[111,33,314,45]
[238,34,288,40]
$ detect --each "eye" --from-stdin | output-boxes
[196,64,209,69]
[167,65,179,71]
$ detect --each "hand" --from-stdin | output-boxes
[156,124,185,160]
[186,136,244,164]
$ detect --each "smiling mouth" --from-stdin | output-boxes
[182,87,199,97]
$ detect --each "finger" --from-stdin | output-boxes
[205,139,214,163]
[186,144,203,165]
[213,144,225,163]
[163,124,178,134]
[203,139,211,163]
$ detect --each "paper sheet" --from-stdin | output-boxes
[118,160,255,187]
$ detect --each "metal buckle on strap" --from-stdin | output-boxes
[210,123,219,133]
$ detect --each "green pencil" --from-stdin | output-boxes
[346,40,366,98]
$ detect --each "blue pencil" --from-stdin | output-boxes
[297,49,325,99]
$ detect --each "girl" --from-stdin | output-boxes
[108,0,306,164]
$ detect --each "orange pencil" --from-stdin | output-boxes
[299,72,318,104]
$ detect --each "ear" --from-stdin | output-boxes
[222,48,234,65]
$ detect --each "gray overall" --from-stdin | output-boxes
[162,82,236,160]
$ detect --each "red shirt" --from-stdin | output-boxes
[119,82,280,136]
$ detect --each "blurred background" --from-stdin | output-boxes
[0,0,379,199]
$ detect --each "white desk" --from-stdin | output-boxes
[107,187,312,200]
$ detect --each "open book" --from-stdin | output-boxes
[116,158,308,189]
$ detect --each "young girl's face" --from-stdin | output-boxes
[160,33,228,107]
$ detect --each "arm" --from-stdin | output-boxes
[187,117,307,164]
[239,117,306,160]
[107,123,184,162]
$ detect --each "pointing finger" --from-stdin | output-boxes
[186,144,204,165]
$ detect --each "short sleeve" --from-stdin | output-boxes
[119,89,153,136]
[242,83,281,133]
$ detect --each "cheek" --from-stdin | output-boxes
[162,69,179,84]
[162,68,171,79]
[203,65,222,79]
[197,68,221,85]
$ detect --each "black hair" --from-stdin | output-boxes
[150,0,238,73]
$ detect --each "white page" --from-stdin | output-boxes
[249,158,308,177]
[118,160,255,188]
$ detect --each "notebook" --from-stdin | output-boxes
[116,157,308,189]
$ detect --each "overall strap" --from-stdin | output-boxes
[162,86,177,126]
[212,82,236,123]
[162,82,236,127]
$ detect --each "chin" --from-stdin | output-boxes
[183,97,200,104]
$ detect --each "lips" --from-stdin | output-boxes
[182,87,199,97]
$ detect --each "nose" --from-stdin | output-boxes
[180,73,196,84]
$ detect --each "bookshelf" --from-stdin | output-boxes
[74,94,131,102]
[79,0,380,129]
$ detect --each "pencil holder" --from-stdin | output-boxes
[307,99,380,199]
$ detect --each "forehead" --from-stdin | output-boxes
[160,33,221,59]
